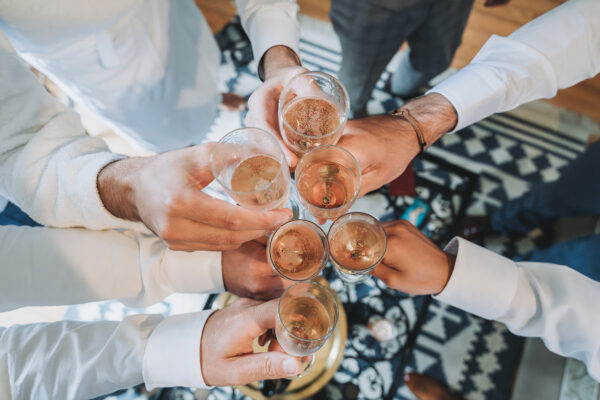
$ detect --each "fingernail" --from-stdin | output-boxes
[277,209,293,223]
[283,358,301,375]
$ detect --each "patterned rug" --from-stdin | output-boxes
[62,14,599,400]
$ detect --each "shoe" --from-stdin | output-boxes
[459,215,492,242]
[405,372,463,400]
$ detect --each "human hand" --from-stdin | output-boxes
[337,93,458,196]
[200,298,303,385]
[97,143,292,251]
[371,220,456,295]
[245,46,306,169]
[222,240,292,300]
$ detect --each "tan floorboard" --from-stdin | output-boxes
[196,0,600,123]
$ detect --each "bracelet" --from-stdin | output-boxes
[390,108,427,155]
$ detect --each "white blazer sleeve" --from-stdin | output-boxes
[435,237,600,381]
[430,0,600,131]
[0,225,224,312]
[0,310,215,399]
[0,29,146,231]
[236,0,300,63]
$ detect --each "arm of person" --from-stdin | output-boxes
[435,237,600,381]
[0,300,303,399]
[0,29,143,231]
[236,0,306,167]
[0,30,291,249]
[339,0,600,194]
[373,221,600,381]
[0,225,223,312]
[429,0,600,131]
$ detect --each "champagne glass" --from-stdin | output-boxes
[276,281,339,378]
[328,212,387,284]
[278,71,350,156]
[295,145,361,223]
[268,220,329,281]
[211,127,298,216]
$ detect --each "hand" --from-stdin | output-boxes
[200,298,303,385]
[222,240,292,300]
[337,93,458,196]
[97,143,292,251]
[245,45,306,169]
[337,115,421,197]
[372,220,456,295]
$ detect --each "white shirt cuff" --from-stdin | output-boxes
[434,237,519,320]
[163,249,225,293]
[244,5,300,65]
[143,310,216,390]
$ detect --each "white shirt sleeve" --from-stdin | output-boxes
[429,0,600,132]
[236,0,300,63]
[0,225,224,312]
[435,237,600,381]
[0,29,146,231]
[0,310,215,399]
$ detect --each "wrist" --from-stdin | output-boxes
[97,157,148,221]
[400,93,458,149]
[260,45,301,81]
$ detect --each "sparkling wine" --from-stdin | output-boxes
[280,296,331,341]
[270,223,326,280]
[231,155,280,192]
[330,221,384,270]
[297,161,357,210]
[283,97,340,137]
[228,154,288,209]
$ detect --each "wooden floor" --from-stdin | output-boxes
[196,0,600,123]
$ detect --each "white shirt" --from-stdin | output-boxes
[429,0,600,381]
[0,225,223,399]
[0,1,299,397]
[436,238,600,382]
[0,0,300,152]
[430,0,600,132]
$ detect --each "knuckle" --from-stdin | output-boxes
[263,358,278,379]
[224,214,244,231]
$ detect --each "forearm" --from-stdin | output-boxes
[0,225,224,311]
[0,31,143,231]
[236,0,300,78]
[0,311,215,399]
[437,237,600,381]
[0,315,157,399]
[429,0,600,131]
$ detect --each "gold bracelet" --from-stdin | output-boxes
[390,108,427,154]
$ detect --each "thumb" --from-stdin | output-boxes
[230,352,303,384]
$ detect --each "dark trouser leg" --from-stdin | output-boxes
[330,0,427,113]
[491,141,600,234]
[518,233,600,281]
[394,0,474,95]
[0,202,41,227]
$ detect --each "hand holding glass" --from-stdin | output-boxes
[279,71,350,156]
[275,281,339,378]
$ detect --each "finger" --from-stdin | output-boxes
[381,236,407,266]
[252,235,270,247]
[163,219,268,247]
[184,193,293,231]
[245,298,279,337]
[371,262,407,291]
[230,352,303,384]
[166,241,242,252]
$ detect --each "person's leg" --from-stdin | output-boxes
[518,233,600,281]
[396,0,474,96]
[491,141,600,234]
[330,0,426,114]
